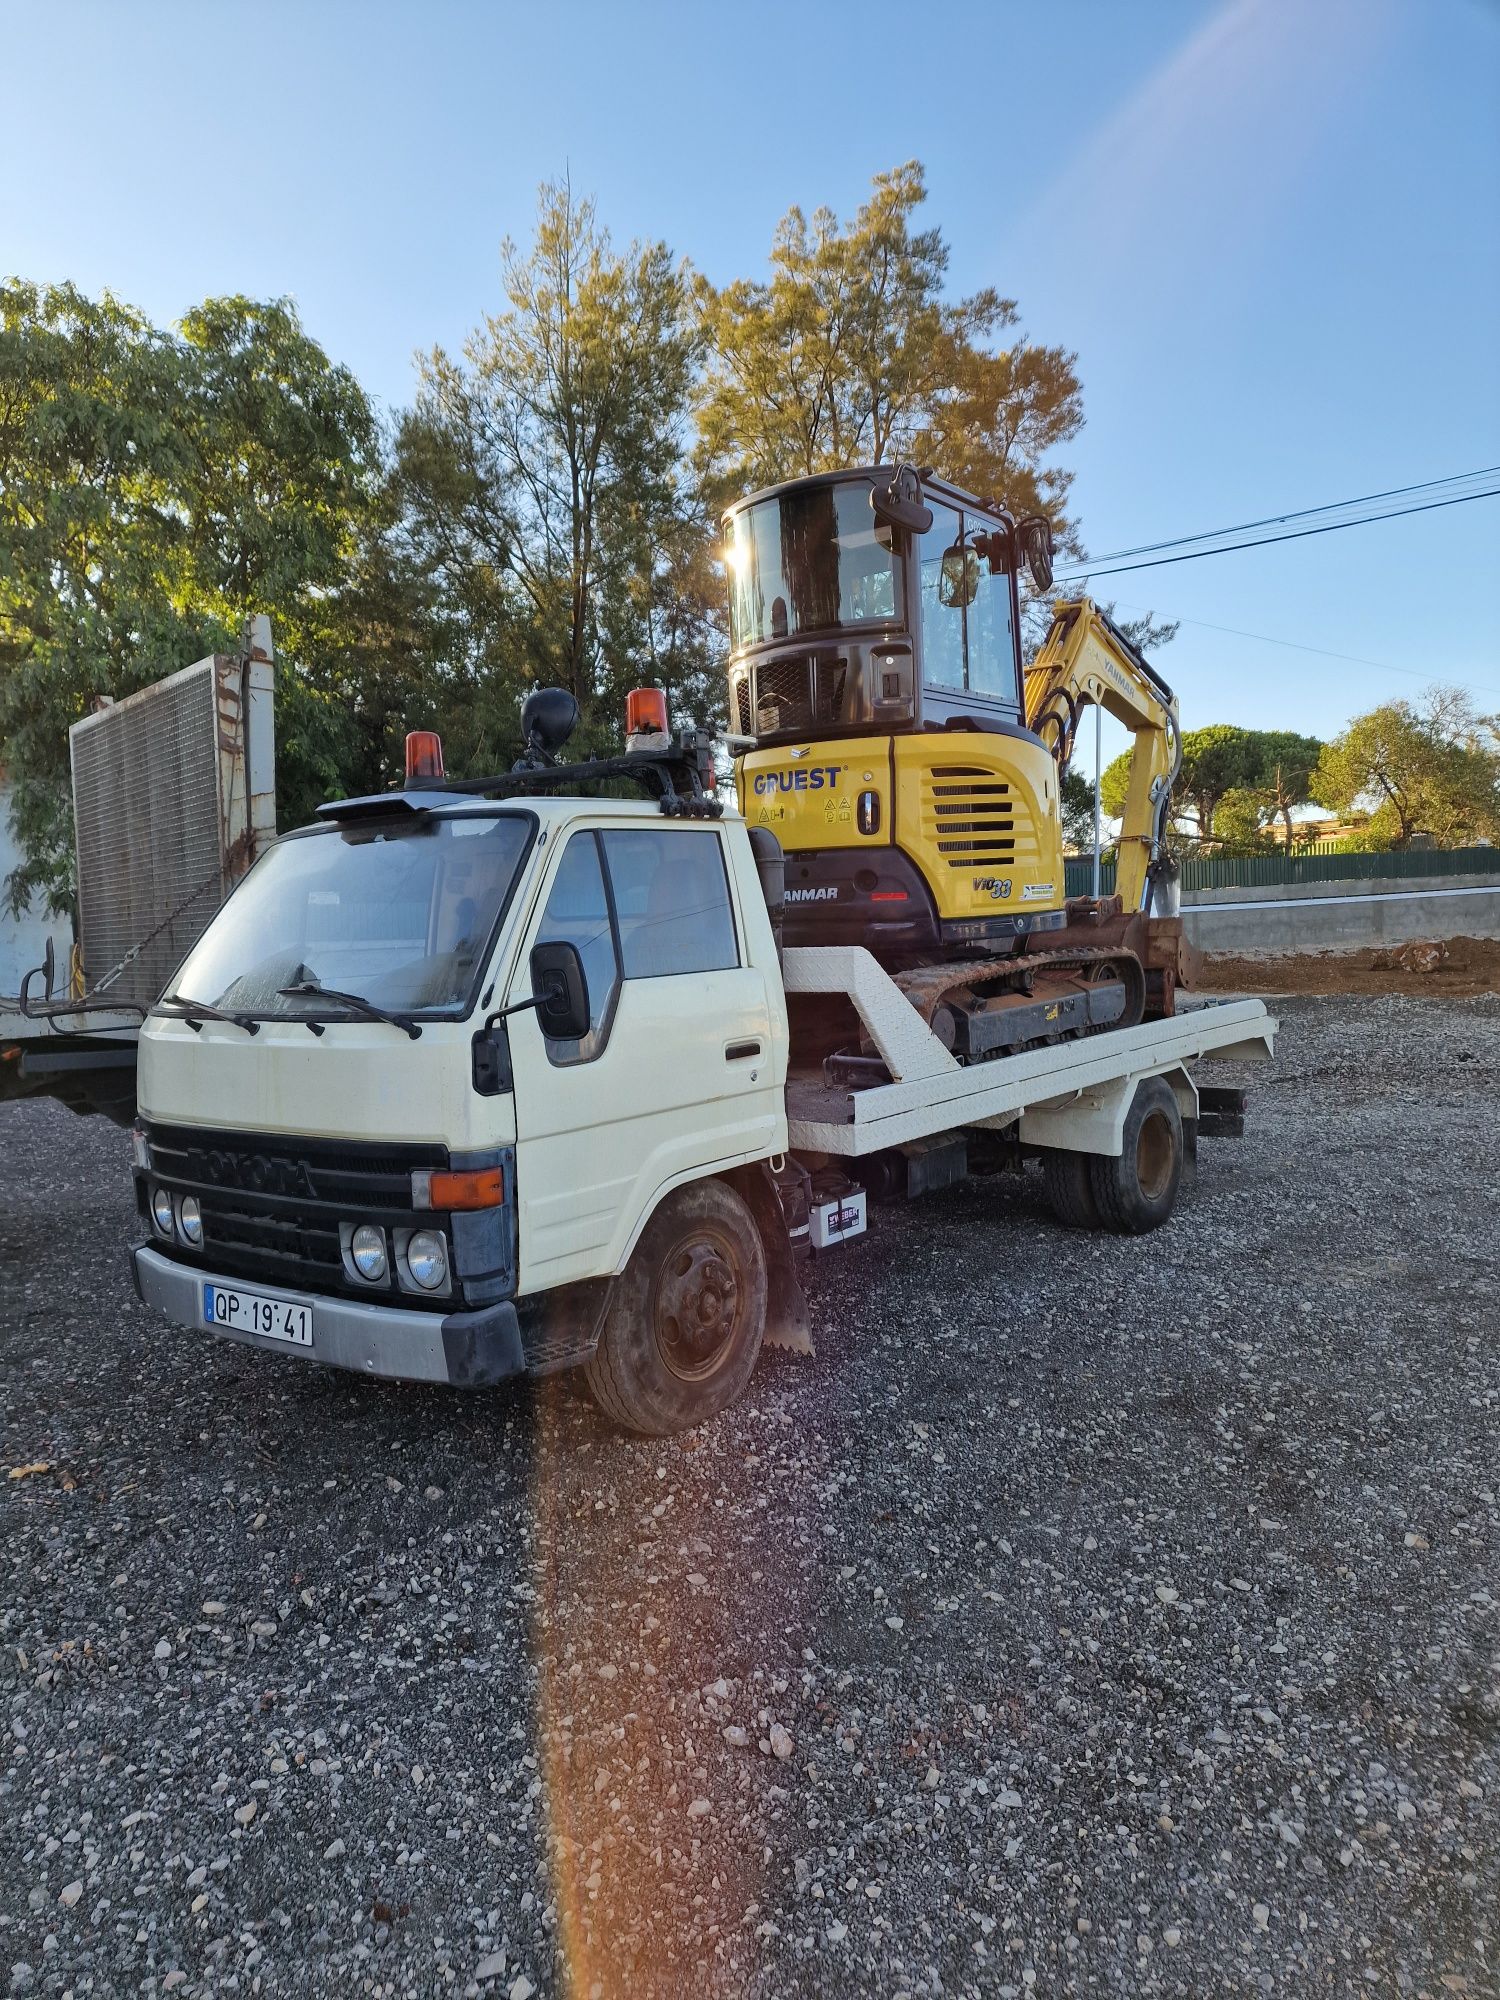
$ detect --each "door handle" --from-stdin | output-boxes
[725,1040,761,1062]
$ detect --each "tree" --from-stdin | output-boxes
[1102,722,1262,841]
[0,280,380,911]
[1206,731,1325,851]
[1060,767,1103,854]
[1314,687,1500,848]
[1102,724,1327,848]
[391,181,712,763]
[1249,730,1324,850]
[913,331,1085,558]
[694,162,1084,550]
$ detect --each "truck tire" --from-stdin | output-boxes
[584,1180,768,1435]
[1041,1148,1102,1230]
[1086,1075,1183,1234]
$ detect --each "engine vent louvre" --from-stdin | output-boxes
[923,764,1018,868]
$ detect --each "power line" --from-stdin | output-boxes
[1106,600,1500,702]
[1054,485,1500,580]
[1060,463,1500,569]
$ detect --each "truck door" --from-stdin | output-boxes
[507,823,782,1292]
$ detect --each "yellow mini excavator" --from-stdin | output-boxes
[725,464,1196,1061]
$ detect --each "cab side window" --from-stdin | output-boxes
[965,534,1020,702]
[917,502,966,692]
[535,832,621,1063]
[601,829,739,978]
[533,828,739,1065]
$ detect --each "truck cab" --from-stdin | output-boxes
[132,766,799,1433]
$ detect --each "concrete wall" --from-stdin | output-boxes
[0,781,72,1000]
[1181,873,1500,957]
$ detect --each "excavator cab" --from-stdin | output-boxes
[727,465,1194,1034]
[727,467,1070,959]
[725,466,1050,748]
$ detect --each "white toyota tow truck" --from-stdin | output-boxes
[131,687,1274,1434]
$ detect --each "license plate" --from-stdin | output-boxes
[202,1282,313,1347]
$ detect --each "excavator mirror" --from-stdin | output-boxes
[938,544,981,609]
[1020,517,1055,591]
[870,464,933,537]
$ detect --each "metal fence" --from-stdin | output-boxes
[1063,844,1500,900]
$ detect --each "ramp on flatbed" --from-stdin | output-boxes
[781,946,1275,1157]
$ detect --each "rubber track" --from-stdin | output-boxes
[893,945,1148,1034]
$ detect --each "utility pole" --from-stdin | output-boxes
[1092,699,1102,898]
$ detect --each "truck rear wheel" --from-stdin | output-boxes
[1041,1148,1102,1230]
[1086,1075,1183,1233]
[585,1180,768,1435]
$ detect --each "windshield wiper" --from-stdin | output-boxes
[277,981,422,1040]
[156,992,260,1036]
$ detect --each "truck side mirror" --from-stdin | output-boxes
[529,940,590,1041]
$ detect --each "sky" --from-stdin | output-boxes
[3,0,1498,769]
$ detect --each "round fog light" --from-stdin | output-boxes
[178,1195,203,1245]
[351,1224,388,1282]
[150,1185,175,1238]
[405,1229,448,1291]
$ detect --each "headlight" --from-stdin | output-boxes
[405,1229,448,1291]
[178,1195,203,1245]
[150,1186,175,1239]
[351,1225,388,1283]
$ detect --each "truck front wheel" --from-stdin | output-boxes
[585,1180,768,1435]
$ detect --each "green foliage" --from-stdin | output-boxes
[1101,724,1324,846]
[1059,767,1100,853]
[1212,730,1325,851]
[694,163,1084,552]
[1314,687,1500,848]
[0,280,379,911]
[388,181,714,766]
[0,160,1219,911]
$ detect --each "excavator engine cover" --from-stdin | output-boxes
[739,731,1070,955]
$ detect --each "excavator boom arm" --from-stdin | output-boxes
[1024,598,1181,911]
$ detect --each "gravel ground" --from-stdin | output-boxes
[2,992,1497,2000]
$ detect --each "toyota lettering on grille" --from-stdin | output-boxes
[188,1149,318,1199]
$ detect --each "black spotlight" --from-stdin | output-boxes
[515,687,580,769]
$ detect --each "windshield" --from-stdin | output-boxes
[164,811,534,1020]
[725,480,897,648]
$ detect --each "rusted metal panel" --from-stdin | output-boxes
[68,629,277,1010]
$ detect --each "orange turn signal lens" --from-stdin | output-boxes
[413,1166,504,1210]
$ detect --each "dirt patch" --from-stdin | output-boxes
[1195,931,1500,997]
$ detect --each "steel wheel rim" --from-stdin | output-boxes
[652,1225,743,1382]
[1136,1109,1174,1202]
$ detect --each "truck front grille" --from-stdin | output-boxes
[138,1120,447,1303]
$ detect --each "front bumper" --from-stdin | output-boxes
[131,1245,524,1388]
